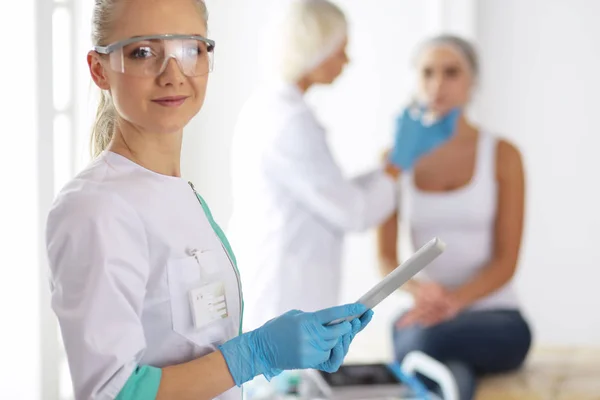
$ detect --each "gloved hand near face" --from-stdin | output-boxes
[389,106,461,171]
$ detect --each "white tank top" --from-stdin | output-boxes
[402,133,520,311]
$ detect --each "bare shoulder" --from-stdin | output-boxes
[495,138,524,180]
[497,138,522,162]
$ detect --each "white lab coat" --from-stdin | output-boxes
[228,83,397,331]
[46,151,242,400]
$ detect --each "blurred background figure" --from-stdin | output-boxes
[378,35,531,399]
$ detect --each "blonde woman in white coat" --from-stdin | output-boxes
[46,1,377,399]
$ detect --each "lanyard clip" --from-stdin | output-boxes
[188,248,200,264]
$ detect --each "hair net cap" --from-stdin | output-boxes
[274,0,348,82]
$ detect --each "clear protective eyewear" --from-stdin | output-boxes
[94,34,215,78]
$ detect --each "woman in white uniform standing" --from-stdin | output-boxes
[228,0,460,331]
[378,35,532,399]
[46,1,376,399]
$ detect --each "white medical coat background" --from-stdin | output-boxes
[183,0,600,355]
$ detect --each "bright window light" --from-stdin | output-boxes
[52,7,72,112]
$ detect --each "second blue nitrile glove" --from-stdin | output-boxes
[341,309,374,355]
[389,106,461,170]
[219,303,368,386]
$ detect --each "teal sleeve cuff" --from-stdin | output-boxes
[116,365,162,400]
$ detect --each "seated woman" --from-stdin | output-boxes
[377,35,532,400]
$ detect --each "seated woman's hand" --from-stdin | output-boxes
[397,282,457,328]
[414,281,450,306]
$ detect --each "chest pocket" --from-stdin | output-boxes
[167,254,230,347]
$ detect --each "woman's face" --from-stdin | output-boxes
[88,0,209,136]
[416,45,474,115]
[308,36,350,85]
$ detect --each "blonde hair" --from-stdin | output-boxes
[90,0,209,157]
[276,0,347,83]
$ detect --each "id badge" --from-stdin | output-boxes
[189,281,229,330]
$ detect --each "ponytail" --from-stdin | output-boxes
[90,89,116,158]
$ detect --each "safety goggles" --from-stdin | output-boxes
[94,34,215,78]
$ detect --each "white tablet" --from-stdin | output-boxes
[327,237,446,325]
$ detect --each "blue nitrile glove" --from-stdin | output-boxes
[340,309,374,357]
[328,309,374,373]
[389,106,461,170]
[219,303,367,386]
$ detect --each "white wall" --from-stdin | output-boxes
[477,0,600,346]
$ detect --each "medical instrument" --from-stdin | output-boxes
[327,237,445,326]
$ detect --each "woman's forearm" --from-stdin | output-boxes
[452,259,516,309]
[379,253,398,275]
[377,212,399,276]
[403,279,421,295]
[157,351,235,400]
[384,163,401,180]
